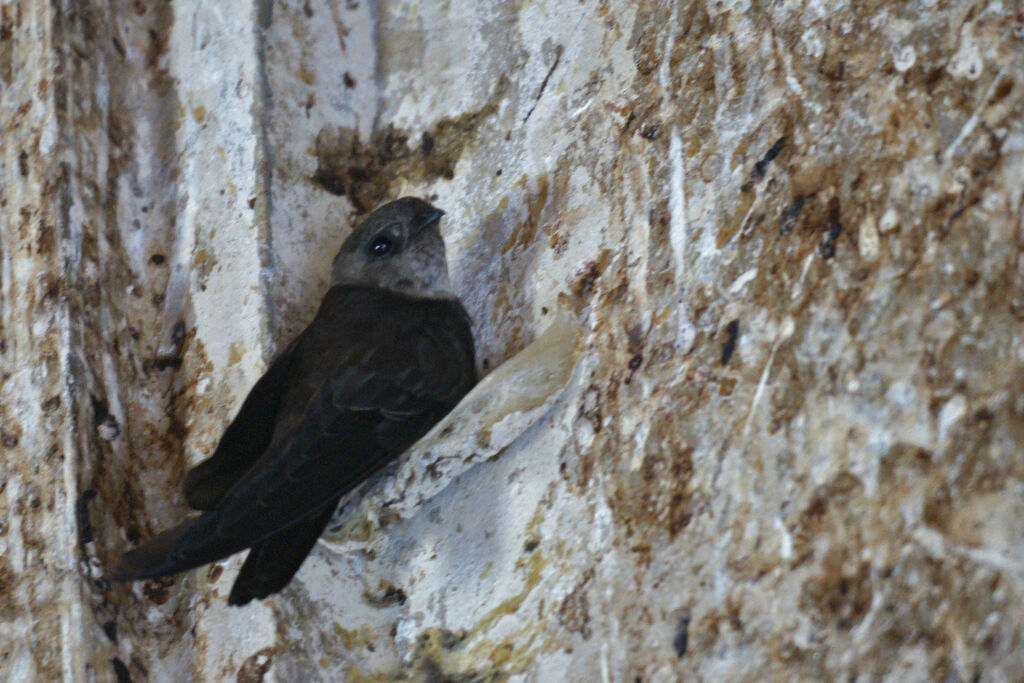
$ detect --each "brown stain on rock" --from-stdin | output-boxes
[312,76,509,216]
[558,569,595,638]
[801,550,873,631]
[236,647,276,683]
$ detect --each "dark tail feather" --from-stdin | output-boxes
[227,500,339,606]
[109,512,243,582]
[109,517,206,581]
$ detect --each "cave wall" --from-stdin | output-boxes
[3,0,1024,680]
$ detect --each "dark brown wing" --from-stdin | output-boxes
[183,341,298,510]
[227,498,340,606]
[112,285,476,586]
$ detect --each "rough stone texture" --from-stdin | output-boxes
[0,2,77,679]
[3,0,1024,680]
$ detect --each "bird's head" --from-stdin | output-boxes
[331,197,452,298]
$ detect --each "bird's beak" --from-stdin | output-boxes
[416,208,445,234]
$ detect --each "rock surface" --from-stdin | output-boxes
[3,0,1024,680]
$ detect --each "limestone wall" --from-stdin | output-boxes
[3,1,1024,680]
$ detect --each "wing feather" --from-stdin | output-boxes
[115,285,476,583]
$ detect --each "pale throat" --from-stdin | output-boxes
[386,267,454,299]
[331,257,454,299]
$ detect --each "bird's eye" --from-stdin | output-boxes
[369,235,394,257]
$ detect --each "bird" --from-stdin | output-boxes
[111,197,477,606]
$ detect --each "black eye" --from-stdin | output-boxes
[369,235,394,257]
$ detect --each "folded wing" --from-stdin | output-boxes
[112,285,476,588]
